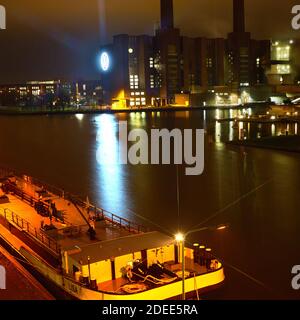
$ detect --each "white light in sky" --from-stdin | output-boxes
[100,52,110,72]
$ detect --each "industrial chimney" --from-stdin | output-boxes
[233,0,245,33]
[161,0,174,30]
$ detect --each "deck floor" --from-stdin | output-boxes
[0,184,134,252]
[97,260,213,294]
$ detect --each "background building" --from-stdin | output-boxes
[0,80,103,108]
[100,0,275,107]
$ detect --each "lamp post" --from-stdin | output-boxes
[175,224,228,301]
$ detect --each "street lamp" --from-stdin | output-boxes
[175,224,228,300]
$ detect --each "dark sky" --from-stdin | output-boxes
[0,0,299,83]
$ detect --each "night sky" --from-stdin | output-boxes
[0,0,299,83]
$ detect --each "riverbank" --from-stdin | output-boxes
[227,135,300,153]
[0,102,269,116]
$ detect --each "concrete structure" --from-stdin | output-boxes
[226,0,270,87]
[100,0,274,107]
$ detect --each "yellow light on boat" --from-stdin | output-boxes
[175,233,184,242]
[217,225,228,231]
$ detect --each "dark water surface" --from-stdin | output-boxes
[0,109,299,300]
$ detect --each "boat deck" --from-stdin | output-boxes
[97,259,216,294]
[15,178,88,226]
[0,181,135,253]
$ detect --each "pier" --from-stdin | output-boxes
[0,243,54,300]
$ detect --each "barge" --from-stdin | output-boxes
[0,168,225,300]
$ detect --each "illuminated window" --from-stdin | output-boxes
[277,64,291,74]
[149,58,154,68]
[275,46,290,61]
[129,74,139,89]
[206,58,213,68]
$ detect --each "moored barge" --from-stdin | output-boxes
[0,168,225,300]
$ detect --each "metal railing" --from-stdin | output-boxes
[0,207,60,255]
[65,193,149,234]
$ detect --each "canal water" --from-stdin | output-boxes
[0,108,299,299]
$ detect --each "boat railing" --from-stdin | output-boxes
[59,190,149,233]
[0,165,149,234]
[0,207,61,255]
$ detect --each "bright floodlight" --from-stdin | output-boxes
[100,52,110,72]
[217,225,227,231]
[175,233,184,242]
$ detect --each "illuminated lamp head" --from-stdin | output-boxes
[100,51,110,72]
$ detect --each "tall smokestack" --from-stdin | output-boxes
[161,0,174,30]
[233,0,245,33]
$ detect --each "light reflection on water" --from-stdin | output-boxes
[95,114,127,214]
[211,108,299,142]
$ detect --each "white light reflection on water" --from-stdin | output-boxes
[271,124,276,136]
[229,121,234,141]
[95,114,127,213]
[215,121,221,143]
[238,122,244,140]
[75,114,84,121]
